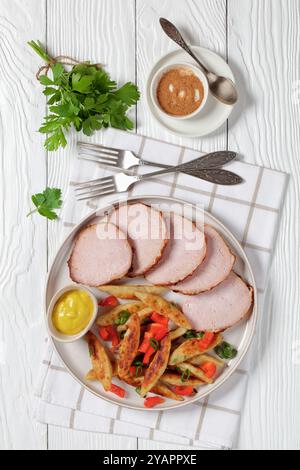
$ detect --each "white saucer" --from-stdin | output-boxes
[146,46,236,138]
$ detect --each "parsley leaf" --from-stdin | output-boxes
[27,187,62,220]
[28,41,140,151]
[215,342,238,360]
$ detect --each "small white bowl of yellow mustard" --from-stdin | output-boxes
[47,285,98,343]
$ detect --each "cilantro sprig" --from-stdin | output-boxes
[28,40,140,151]
[27,187,62,220]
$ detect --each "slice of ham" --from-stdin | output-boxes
[173,225,235,294]
[181,272,254,332]
[145,213,206,285]
[109,203,168,277]
[68,223,132,287]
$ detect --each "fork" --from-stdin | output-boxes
[77,141,237,173]
[74,160,243,201]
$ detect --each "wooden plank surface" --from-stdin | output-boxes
[228,0,300,450]
[0,0,299,450]
[0,0,47,450]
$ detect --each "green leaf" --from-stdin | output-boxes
[214,342,238,360]
[50,103,79,117]
[38,207,58,220]
[44,128,67,151]
[28,187,62,220]
[32,193,46,207]
[73,116,83,131]
[84,97,95,110]
[82,115,103,136]
[43,87,58,96]
[47,92,61,105]
[51,63,64,82]
[39,75,54,86]
[112,82,140,106]
[94,69,116,92]
[72,74,95,93]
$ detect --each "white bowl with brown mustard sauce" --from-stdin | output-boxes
[150,62,209,120]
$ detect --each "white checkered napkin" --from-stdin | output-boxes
[35,129,288,449]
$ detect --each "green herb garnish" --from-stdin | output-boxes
[181,369,191,383]
[215,342,238,360]
[133,359,143,367]
[150,338,159,351]
[114,310,130,326]
[132,360,143,378]
[27,187,62,220]
[135,386,141,395]
[28,40,140,151]
[184,330,205,339]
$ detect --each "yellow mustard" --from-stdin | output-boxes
[52,289,94,335]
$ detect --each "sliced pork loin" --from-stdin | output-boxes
[173,225,235,295]
[181,272,253,332]
[145,213,206,286]
[68,223,132,287]
[109,203,168,277]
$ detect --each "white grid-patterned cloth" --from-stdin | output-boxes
[35,129,288,449]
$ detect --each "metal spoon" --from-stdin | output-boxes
[159,18,238,106]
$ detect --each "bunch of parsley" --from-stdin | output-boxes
[28,41,140,151]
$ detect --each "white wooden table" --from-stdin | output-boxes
[0,0,299,450]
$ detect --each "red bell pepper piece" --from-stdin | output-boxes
[148,323,168,341]
[99,296,119,307]
[139,332,152,353]
[150,312,168,326]
[130,365,143,377]
[201,362,217,379]
[173,386,194,396]
[110,384,126,398]
[98,326,110,341]
[198,332,215,351]
[143,346,155,364]
[139,323,168,363]
[144,396,165,408]
[106,325,120,347]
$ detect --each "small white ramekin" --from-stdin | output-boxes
[46,285,98,343]
[150,62,209,120]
